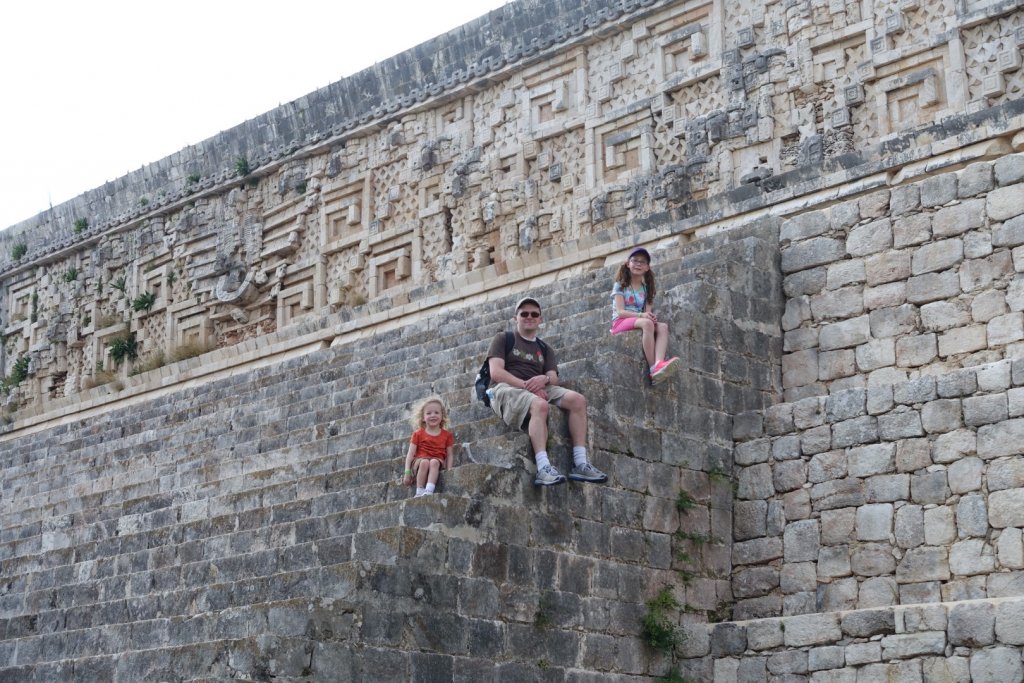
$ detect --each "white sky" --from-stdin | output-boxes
[0,0,509,231]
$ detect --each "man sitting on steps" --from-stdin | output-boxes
[486,296,609,487]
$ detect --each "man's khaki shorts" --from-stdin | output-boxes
[490,382,571,431]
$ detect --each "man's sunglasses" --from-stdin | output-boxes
[518,311,541,318]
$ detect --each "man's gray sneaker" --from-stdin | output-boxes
[534,464,567,486]
[568,462,608,483]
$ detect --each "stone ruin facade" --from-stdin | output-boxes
[1,0,1024,680]
[2,0,1020,419]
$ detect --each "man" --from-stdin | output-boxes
[487,297,608,486]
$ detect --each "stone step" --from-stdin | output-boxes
[0,572,656,681]
[0,523,680,672]
[0,460,694,626]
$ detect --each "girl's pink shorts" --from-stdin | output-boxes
[610,317,638,335]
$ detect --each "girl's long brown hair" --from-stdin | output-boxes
[614,259,657,305]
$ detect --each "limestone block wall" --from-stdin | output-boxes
[676,596,1024,681]
[2,0,1023,427]
[729,154,1024,622]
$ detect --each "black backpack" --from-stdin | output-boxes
[475,332,548,407]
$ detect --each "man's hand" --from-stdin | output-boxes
[523,375,549,397]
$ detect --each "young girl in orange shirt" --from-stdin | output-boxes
[402,395,455,497]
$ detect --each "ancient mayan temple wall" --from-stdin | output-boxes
[2,0,1024,680]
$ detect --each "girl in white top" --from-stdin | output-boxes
[610,247,679,385]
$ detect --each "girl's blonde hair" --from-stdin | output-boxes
[410,394,449,430]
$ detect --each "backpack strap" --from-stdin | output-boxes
[504,331,515,358]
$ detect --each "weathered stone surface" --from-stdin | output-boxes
[988,184,1024,222]
[818,545,852,578]
[995,599,1024,645]
[894,212,931,248]
[950,538,995,575]
[949,602,995,646]
[998,528,1024,570]
[746,620,784,651]
[869,304,919,338]
[970,646,1024,683]
[865,250,912,286]
[784,519,820,563]
[911,238,963,275]
[733,538,784,566]
[957,495,989,538]
[858,577,898,608]
[856,503,893,541]
[783,613,841,647]
[880,631,946,658]
[897,547,950,583]
[848,443,895,477]
[847,219,893,257]
[782,211,830,242]
[934,199,985,236]
[819,316,871,351]
[896,333,937,367]
[911,471,948,505]
[921,174,958,207]
[844,642,881,666]
[947,456,983,494]
[924,506,957,546]
[978,419,1024,459]
[783,238,848,274]
[851,542,896,576]
[931,428,975,463]
[964,394,1009,426]
[811,479,866,510]
[739,464,775,500]
[906,270,962,305]
[832,416,878,448]
[990,489,1024,528]
[894,504,924,549]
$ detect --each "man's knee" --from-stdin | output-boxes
[429,459,441,473]
[637,318,655,333]
[561,390,586,412]
[657,321,669,334]
[530,397,550,418]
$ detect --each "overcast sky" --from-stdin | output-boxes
[0,0,508,231]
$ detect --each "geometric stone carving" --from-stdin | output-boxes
[997,49,1022,73]
[738,27,755,48]
[982,73,1006,98]
[885,13,906,34]
[845,84,866,106]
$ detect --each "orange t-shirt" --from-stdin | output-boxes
[410,428,454,461]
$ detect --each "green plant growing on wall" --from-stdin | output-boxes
[534,592,556,629]
[108,334,138,365]
[129,350,166,377]
[30,292,38,323]
[132,291,156,313]
[138,197,149,207]
[11,243,27,260]
[676,491,697,513]
[0,355,31,395]
[295,180,307,194]
[641,588,681,653]
[73,218,88,233]
[235,157,251,177]
[64,267,79,283]
[111,276,128,293]
[186,173,201,185]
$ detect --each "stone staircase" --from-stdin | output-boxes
[0,221,782,681]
